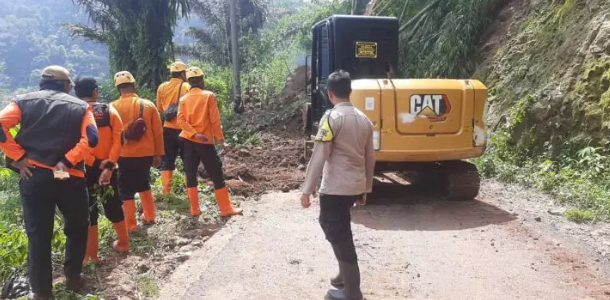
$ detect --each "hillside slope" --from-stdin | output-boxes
[476,0,610,154]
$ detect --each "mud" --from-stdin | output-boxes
[200,65,310,197]
[217,133,304,197]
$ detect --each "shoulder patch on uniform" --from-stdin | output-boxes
[315,112,334,142]
[87,124,99,148]
[0,123,6,143]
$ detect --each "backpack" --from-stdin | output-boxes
[163,82,184,122]
[123,99,147,141]
[91,103,111,128]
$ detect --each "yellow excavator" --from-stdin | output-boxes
[303,15,487,199]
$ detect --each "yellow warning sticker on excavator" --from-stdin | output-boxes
[356,42,377,59]
[315,115,334,142]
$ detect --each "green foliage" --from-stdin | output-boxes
[180,0,268,66]
[69,0,190,88]
[91,185,115,206]
[476,0,596,157]
[475,146,610,222]
[184,0,347,104]
[472,0,610,223]
[97,79,120,103]
[224,128,262,146]
[483,94,536,165]
[207,79,231,112]
[565,209,594,223]
[571,58,610,129]
[554,0,576,21]
[474,92,610,221]
[0,168,27,282]
[0,0,108,91]
[52,283,101,300]
[374,0,504,78]
[135,275,160,297]
[271,0,349,50]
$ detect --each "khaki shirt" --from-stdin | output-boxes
[302,102,375,196]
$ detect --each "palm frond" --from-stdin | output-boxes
[62,23,109,43]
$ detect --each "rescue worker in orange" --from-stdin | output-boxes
[74,77,129,265]
[111,71,164,231]
[156,61,190,195]
[177,67,242,217]
[0,66,98,299]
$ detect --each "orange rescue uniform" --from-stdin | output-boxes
[84,106,123,167]
[0,102,96,177]
[111,93,164,157]
[178,87,225,144]
[157,78,190,129]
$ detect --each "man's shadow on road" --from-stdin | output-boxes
[351,181,516,232]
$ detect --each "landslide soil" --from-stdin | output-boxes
[203,65,308,198]
[220,133,304,198]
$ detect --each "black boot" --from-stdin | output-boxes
[330,260,344,288]
[330,272,344,289]
[326,261,363,300]
[65,275,84,292]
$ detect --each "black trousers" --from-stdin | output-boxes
[85,167,124,226]
[19,168,89,295]
[319,194,360,264]
[160,127,183,171]
[182,139,225,189]
[118,157,153,200]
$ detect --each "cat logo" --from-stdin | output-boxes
[409,94,451,122]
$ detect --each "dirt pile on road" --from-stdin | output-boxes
[200,133,305,197]
[209,66,310,197]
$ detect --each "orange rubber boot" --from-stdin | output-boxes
[139,190,156,224]
[214,187,242,218]
[83,225,100,264]
[112,221,130,253]
[161,170,173,195]
[187,187,202,216]
[122,200,138,232]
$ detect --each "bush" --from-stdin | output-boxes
[565,210,594,223]
[0,168,27,282]
[205,79,230,112]
[474,93,610,222]
[223,128,262,146]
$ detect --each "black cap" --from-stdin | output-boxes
[74,77,99,98]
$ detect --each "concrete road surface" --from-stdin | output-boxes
[160,181,610,300]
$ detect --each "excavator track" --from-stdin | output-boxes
[439,160,481,200]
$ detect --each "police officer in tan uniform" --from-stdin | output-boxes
[301,70,375,300]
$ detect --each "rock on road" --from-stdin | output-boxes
[160,180,610,300]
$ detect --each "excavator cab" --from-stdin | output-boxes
[304,15,488,200]
[305,15,399,134]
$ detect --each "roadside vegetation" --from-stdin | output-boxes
[0,0,349,297]
[471,0,610,222]
[473,94,610,222]
[2,0,610,297]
